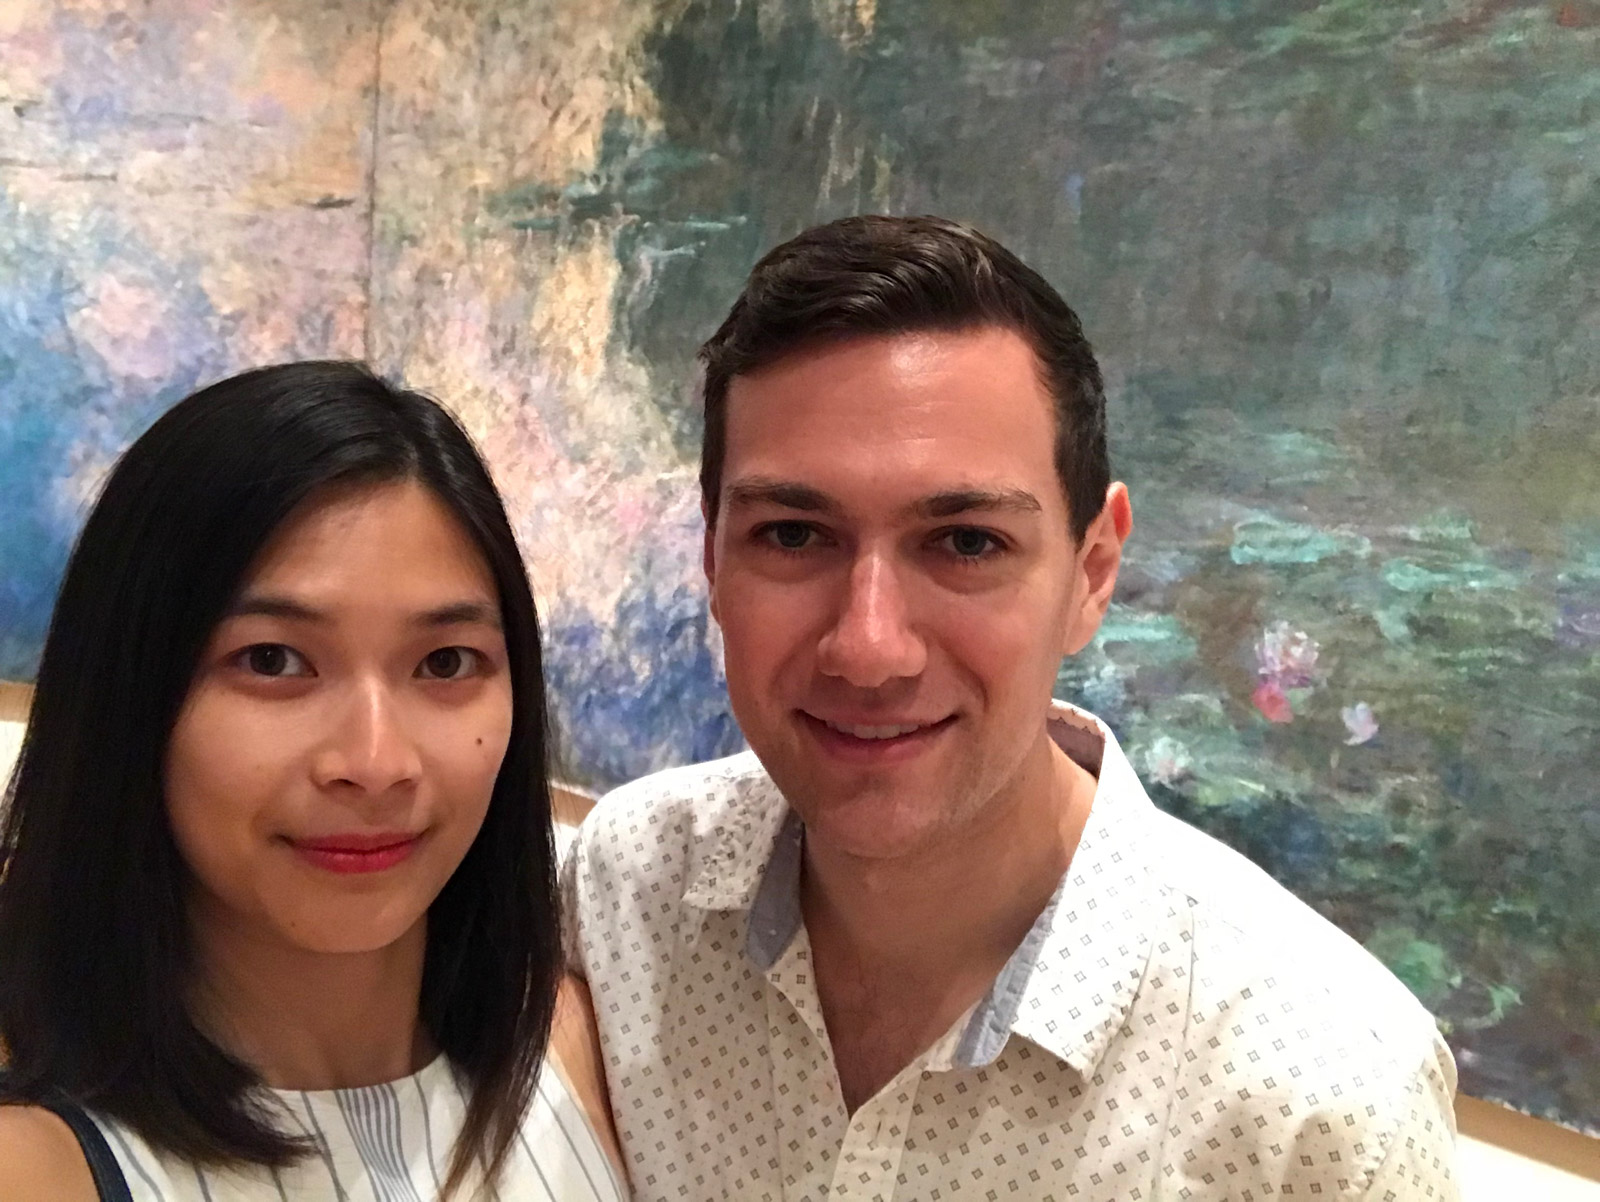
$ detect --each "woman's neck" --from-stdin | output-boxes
[187,897,435,1091]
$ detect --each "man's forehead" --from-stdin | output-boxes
[724,330,1055,448]
[728,326,1042,396]
[718,328,1067,520]
[731,327,970,384]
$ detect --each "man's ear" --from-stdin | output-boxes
[702,497,720,625]
[1061,483,1132,657]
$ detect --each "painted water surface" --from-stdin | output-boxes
[0,0,376,675]
[3,0,1596,1131]
[371,0,1598,1130]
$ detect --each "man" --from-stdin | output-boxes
[563,215,1458,1200]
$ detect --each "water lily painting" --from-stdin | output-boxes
[3,0,1596,1134]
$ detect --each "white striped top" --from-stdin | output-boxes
[92,1055,626,1201]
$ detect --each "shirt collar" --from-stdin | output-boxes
[680,762,792,913]
[745,806,805,969]
[1003,705,1166,1076]
[687,702,1168,1078]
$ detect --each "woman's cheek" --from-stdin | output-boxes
[438,696,512,808]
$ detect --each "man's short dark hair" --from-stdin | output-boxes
[698,214,1110,541]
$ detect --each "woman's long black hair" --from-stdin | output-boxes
[0,361,560,1193]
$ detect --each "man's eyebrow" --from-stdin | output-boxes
[723,479,840,515]
[911,488,1044,519]
[224,595,502,629]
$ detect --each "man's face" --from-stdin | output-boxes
[706,327,1126,861]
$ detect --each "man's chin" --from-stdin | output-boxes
[779,778,955,862]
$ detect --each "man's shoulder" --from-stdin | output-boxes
[566,750,782,892]
[1149,807,1431,1027]
[1113,809,1459,1192]
[580,750,769,831]
[1142,806,1454,1109]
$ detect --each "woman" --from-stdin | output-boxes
[0,363,625,1200]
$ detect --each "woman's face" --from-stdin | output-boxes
[165,479,513,956]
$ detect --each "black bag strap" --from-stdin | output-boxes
[0,1074,134,1202]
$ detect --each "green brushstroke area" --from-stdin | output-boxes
[487,0,1600,1131]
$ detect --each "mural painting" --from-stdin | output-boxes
[3,0,1596,1133]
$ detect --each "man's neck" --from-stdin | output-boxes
[188,901,434,1091]
[800,732,1098,1110]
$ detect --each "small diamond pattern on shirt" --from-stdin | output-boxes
[563,707,1460,1201]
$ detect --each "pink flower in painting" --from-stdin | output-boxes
[1341,702,1379,745]
[1256,620,1320,689]
[1252,680,1295,724]
[1251,622,1319,724]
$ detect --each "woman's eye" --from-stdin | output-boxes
[418,647,479,680]
[241,644,312,677]
[943,528,1003,559]
[762,522,815,551]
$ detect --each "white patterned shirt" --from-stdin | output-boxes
[563,702,1459,1201]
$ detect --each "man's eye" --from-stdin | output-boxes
[418,647,480,680]
[241,644,312,677]
[942,528,1003,559]
[762,522,815,551]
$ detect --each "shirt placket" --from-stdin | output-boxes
[825,1002,977,1201]
[825,1066,923,1202]
[764,928,853,1198]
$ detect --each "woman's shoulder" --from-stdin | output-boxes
[0,1104,100,1202]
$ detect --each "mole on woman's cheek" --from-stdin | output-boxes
[475,737,483,746]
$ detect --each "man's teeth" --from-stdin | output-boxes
[823,720,926,740]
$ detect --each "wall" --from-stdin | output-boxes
[0,701,21,794]
[1456,1097,1600,1196]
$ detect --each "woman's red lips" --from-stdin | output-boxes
[288,832,421,874]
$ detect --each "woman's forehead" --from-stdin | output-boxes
[239,480,498,615]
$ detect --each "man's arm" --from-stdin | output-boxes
[549,974,627,1179]
[558,828,588,978]
[1361,1051,1460,1201]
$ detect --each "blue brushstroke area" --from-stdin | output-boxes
[0,192,228,678]
[0,219,95,676]
[543,577,744,790]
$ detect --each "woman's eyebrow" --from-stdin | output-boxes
[225,594,323,622]
[414,601,503,630]
[223,595,502,630]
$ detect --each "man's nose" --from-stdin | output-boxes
[815,552,927,688]
[311,678,423,795]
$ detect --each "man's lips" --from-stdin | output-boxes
[798,710,957,763]
[286,831,423,874]
[803,713,955,740]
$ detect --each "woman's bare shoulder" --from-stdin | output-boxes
[548,973,627,1179]
[0,1104,100,1202]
